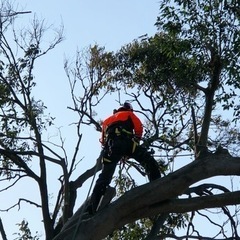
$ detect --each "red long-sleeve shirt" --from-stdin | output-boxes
[101,110,143,145]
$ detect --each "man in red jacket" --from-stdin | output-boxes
[87,102,161,214]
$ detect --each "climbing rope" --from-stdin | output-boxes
[71,152,103,240]
[71,154,141,239]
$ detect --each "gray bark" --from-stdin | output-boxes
[53,151,240,240]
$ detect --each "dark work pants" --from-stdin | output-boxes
[89,136,161,213]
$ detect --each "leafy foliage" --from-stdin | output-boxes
[14,220,40,240]
[156,0,240,105]
[115,34,201,95]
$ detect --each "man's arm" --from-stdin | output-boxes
[130,112,143,139]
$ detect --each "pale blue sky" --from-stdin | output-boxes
[20,0,159,50]
[17,0,160,125]
[1,1,161,239]
[46,1,155,45]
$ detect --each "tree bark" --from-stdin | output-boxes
[53,151,240,240]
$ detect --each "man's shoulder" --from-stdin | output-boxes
[103,115,114,124]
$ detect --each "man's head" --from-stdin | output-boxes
[123,101,133,111]
[116,101,133,112]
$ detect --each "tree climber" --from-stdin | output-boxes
[87,101,161,214]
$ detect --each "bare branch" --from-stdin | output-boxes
[0,198,41,212]
[0,218,7,240]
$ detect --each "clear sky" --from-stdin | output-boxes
[1,1,160,239]
[19,0,159,50]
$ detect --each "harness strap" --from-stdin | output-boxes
[132,139,138,153]
[121,128,133,136]
[102,157,112,163]
[106,124,133,139]
[114,127,121,136]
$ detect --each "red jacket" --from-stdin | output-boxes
[101,110,143,145]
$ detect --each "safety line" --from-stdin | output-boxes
[71,153,102,240]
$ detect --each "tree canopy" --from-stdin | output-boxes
[0,0,240,239]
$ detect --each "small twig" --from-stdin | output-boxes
[0,198,41,212]
[8,11,32,17]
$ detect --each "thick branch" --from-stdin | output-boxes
[54,152,240,240]
[71,152,103,189]
[197,54,222,153]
